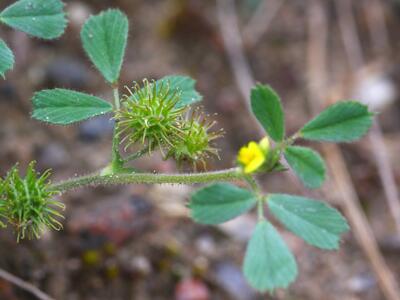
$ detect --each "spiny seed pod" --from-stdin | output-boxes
[0,162,64,241]
[167,110,223,168]
[116,79,188,152]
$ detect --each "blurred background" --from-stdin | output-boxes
[1,0,400,299]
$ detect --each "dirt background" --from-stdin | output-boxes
[1,0,400,299]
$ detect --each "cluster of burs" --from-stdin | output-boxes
[116,79,222,168]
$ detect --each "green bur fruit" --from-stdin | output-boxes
[167,115,222,167]
[0,162,64,241]
[116,79,187,151]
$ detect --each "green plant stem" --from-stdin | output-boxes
[245,175,265,221]
[257,199,265,221]
[51,168,243,193]
[111,87,123,170]
[122,147,150,163]
[244,175,260,193]
[113,86,120,110]
[111,133,123,170]
[282,132,300,148]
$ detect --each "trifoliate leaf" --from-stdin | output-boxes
[243,220,298,292]
[300,101,373,142]
[32,89,113,125]
[190,183,257,224]
[0,0,67,39]
[284,146,326,189]
[268,194,349,250]
[251,84,285,141]
[0,39,14,78]
[81,9,128,84]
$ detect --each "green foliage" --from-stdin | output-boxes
[268,194,349,249]
[155,75,203,108]
[131,75,203,108]
[190,183,257,224]
[0,0,67,39]
[243,220,298,292]
[300,101,373,142]
[32,89,113,125]
[251,84,285,141]
[0,5,376,294]
[0,0,66,77]
[0,39,14,78]
[117,80,188,150]
[284,146,326,189]
[81,9,128,84]
[0,162,64,241]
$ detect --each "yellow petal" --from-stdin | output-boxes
[238,141,266,174]
[244,154,265,173]
[259,137,270,153]
[238,146,252,165]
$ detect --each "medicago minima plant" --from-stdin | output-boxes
[0,6,374,293]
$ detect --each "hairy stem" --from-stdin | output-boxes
[257,199,265,221]
[246,175,264,220]
[122,147,150,163]
[113,86,120,110]
[244,174,260,192]
[51,168,243,193]
[111,87,123,170]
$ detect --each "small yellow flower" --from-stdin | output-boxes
[238,140,267,174]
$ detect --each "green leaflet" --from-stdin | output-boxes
[81,9,128,84]
[129,75,203,108]
[0,39,14,78]
[251,84,285,141]
[300,101,373,142]
[268,194,349,250]
[0,0,67,39]
[32,89,113,125]
[190,183,257,224]
[155,75,203,108]
[284,146,326,189]
[243,220,298,292]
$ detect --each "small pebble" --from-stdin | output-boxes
[36,143,70,169]
[175,278,210,300]
[347,273,376,293]
[78,115,114,142]
[46,57,90,89]
[214,262,256,300]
